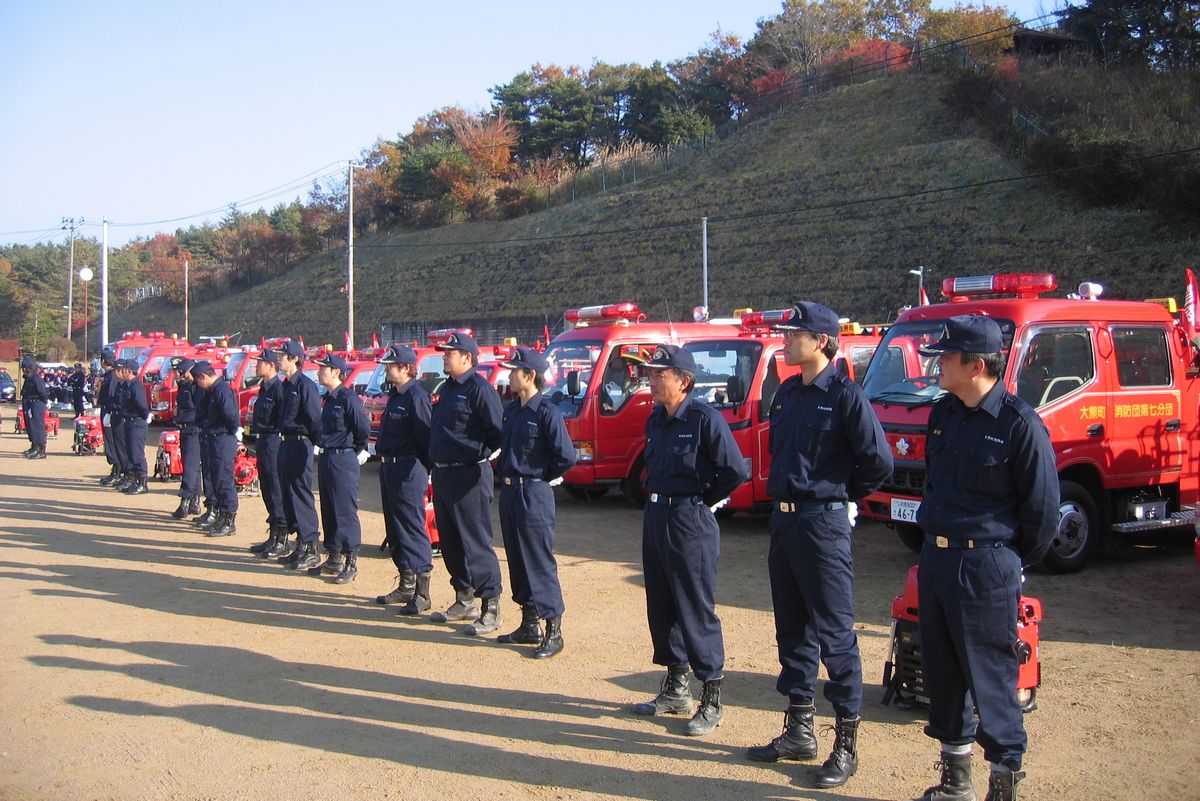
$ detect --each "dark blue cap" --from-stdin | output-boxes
[20,355,36,370]
[172,357,196,374]
[379,345,417,365]
[257,349,281,367]
[101,346,116,362]
[434,331,479,357]
[772,301,841,337]
[189,360,215,379]
[315,352,352,374]
[114,358,137,372]
[643,344,697,374]
[271,340,306,360]
[501,346,549,375]
[919,315,1003,356]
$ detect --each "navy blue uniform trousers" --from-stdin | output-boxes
[280,438,319,542]
[72,391,85,417]
[107,417,126,470]
[642,499,724,682]
[179,428,201,498]
[123,420,148,476]
[919,544,1025,771]
[768,506,862,717]
[499,480,564,619]
[25,401,47,448]
[207,433,238,513]
[432,461,501,599]
[380,457,432,573]
[256,434,284,526]
[103,418,119,466]
[199,434,216,508]
[318,450,361,552]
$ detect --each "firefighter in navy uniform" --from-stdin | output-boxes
[193,361,241,537]
[273,340,323,570]
[114,359,151,494]
[372,345,434,613]
[248,351,290,557]
[632,344,749,736]
[309,353,371,584]
[169,358,202,519]
[98,348,125,485]
[911,315,1058,801]
[745,301,893,788]
[190,361,218,526]
[494,347,576,658]
[68,363,86,418]
[427,332,505,634]
[19,356,50,459]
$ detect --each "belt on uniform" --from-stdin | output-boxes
[777,500,847,513]
[925,535,1009,550]
[257,430,280,438]
[501,476,542,485]
[281,433,310,442]
[379,455,413,464]
[433,459,487,469]
[321,447,354,453]
[648,493,701,506]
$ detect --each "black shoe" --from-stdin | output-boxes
[262,529,292,559]
[633,666,694,716]
[122,476,149,495]
[170,498,192,520]
[99,467,120,486]
[376,569,416,604]
[916,753,976,801]
[814,715,859,788]
[531,617,564,659]
[206,512,237,538]
[200,509,225,531]
[397,572,432,616]
[430,587,479,623]
[249,527,275,553]
[112,473,133,491]
[21,445,37,457]
[186,496,201,516]
[333,553,358,585]
[747,703,817,762]
[465,598,501,635]
[497,605,542,644]
[277,539,304,564]
[685,679,723,736]
[193,508,217,527]
[27,447,46,459]
[307,549,342,576]
[983,767,1025,801]
[288,542,320,570]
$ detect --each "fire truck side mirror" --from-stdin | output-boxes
[725,376,746,405]
[567,370,581,398]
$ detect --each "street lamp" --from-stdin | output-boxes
[79,266,94,359]
[908,265,925,305]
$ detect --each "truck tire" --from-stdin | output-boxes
[621,455,648,508]
[564,485,608,500]
[895,524,924,553]
[1041,480,1097,574]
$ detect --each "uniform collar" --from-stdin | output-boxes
[450,366,476,385]
[656,393,694,421]
[808,362,837,391]
[522,392,543,411]
[391,379,416,397]
[949,379,1005,418]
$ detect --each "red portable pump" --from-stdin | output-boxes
[15,408,60,438]
[882,565,1042,713]
[234,444,259,495]
[72,415,104,456]
[154,430,183,481]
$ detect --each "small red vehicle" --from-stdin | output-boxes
[72,414,104,456]
[154,430,259,495]
[15,407,60,438]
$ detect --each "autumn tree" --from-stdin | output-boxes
[920,3,1019,65]
[747,0,869,76]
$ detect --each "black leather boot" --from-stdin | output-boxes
[206,511,237,538]
[633,666,694,716]
[333,553,358,585]
[249,526,276,553]
[170,497,192,520]
[983,767,1025,801]
[27,445,46,459]
[123,475,149,495]
[193,507,217,527]
[397,572,432,616]
[22,444,37,457]
[287,541,320,570]
[186,496,201,516]
[112,473,133,491]
[99,466,120,486]
[747,703,818,762]
[277,536,305,563]
[531,617,564,659]
[917,753,976,801]
[685,679,724,736]
[262,527,291,559]
[497,605,542,644]
[200,509,225,531]
[814,715,860,788]
[376,569,416,604]
[430,587,479,623]
[308,548,343,576]
[465,597,501,635]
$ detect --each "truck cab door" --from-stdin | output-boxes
[593,343,655,481]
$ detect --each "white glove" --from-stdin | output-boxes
[146,414,153,424]
[313,445,323,455]
[847,501,858,528]
[709,497,730,513]
[489,449,501,461]
[356,450,369,466]
[548,476,563,486]
[102,413,110,426]
[235,427,244,442]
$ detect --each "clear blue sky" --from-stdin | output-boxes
[0,0,1052,248]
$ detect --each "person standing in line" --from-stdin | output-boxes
[68,363,86,418]
[744,301,892,789]
[192,361,241,537]
[309,353,371,584]
[493,347,576,658]
[169,358,202,520]
[247,351,290,557]
[272,340,323,570]
[110,367,134,489]
[632,344,749,736]
[911,315,1058,801]
[97,348,125,486]
[427,332,505,634]
[19,356,49,460]
[115,359,151,495]
[190,361,217,526]
[372,345,434,614]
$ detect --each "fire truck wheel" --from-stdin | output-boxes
[1043,480,1097,574]
[564,486,608,501]
[621,456,648,509]
[895,524,924,553]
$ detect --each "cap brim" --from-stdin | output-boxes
[918,343,960,357]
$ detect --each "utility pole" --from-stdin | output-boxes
[908,265,925,305]
[701,216,709,312]
[62,217,82,339]
[347,161,355,350]
[100,219,109,348]
[183,259,190,341]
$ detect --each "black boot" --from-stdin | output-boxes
[287,541,320,570]
[333,552,358,584]
[249,526,276,553]
[531,617,564,659]
[917,753,976,801]
[814,715,860,788]
[99,466,120,486]
[277,536,305,563]
[193,507,217,527]
[206,511,237,537]
[747,703,817,762]
[27,445,46,459]
[497,605,542,644]
[465,597,501,635]
[983,767,1025,801]
[112,473,133,491]
[397,572,432,616]
[262,527,291,559]
[633,666,694,716]
[122,475,149,495]
[376,569,416,604]
[307,547,343,576]
[186,496,201,515]
[685,679,724,736]
[200,509,225,531]
[430,587,479,623]
[22,444,37,457]
[170,497,192,520]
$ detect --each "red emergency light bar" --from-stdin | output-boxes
[427,328,474,343]
[122,330,143,338]
[943,273,1058,300]
[147,331,166,338]
[740,308,796,330]
[564,302,642,324]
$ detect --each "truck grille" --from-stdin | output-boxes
[882,466,925,494]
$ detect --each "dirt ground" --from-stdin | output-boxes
[1,414,1198,801]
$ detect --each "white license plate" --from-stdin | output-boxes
[891,498,921,523]
[367,441,376,456]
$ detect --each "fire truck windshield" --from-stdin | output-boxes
[117,345,150,363]
[861,318,1016,406]
[541,340,603,418]
[682,340,764,408]
[364,363,387,396]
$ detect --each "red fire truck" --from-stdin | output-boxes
[135,338,196,411]
[858,272,1200,573]
[363,331,475,449]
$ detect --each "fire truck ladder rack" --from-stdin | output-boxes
[1109,508,1196,535]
